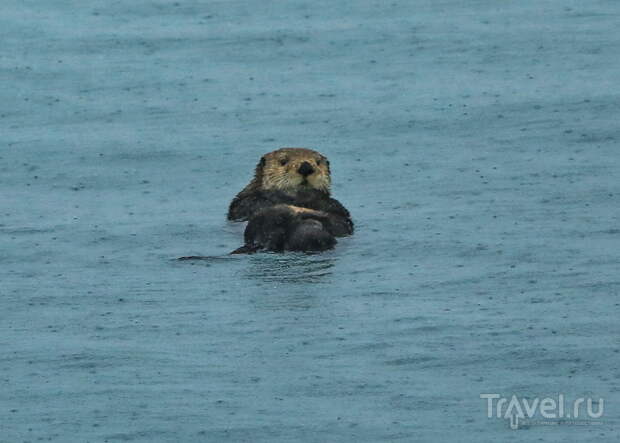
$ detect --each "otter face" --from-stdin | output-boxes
[259,148,331,194]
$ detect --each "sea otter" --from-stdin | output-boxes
[228,147,353,253]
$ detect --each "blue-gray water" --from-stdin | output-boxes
[2,1,619,441]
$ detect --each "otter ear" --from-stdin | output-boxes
[259,156,266,167]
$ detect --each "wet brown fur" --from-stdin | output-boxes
[227,147,352,253]
[233,147,331,202]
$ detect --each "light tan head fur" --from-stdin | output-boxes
[246,147,331,195]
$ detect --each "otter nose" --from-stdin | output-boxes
[298,161,314,177]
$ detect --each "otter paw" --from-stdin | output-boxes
[237,205,336,252]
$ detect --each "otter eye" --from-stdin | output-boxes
[259,157,266,167]
[316,159,322,165]
[280,158,288,166]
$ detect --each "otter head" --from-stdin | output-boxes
[256,147,331,194]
